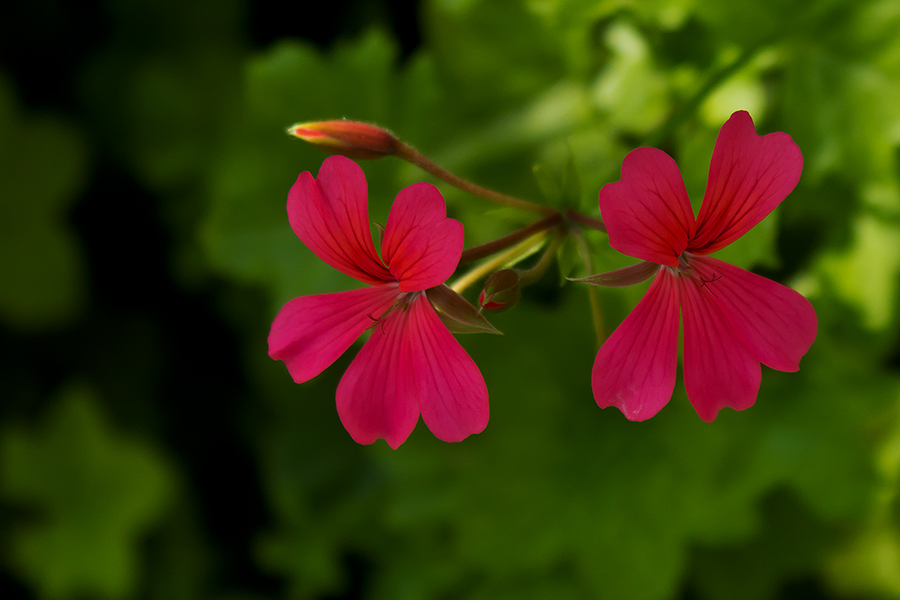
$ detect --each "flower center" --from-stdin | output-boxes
[665,252,696,279]
[668,252,723,297]
[365,291,418,331]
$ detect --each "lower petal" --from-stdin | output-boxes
[679,274,761,422]
[268,285,399,384]
[336,305,420,449]
[406,294,489,442]
[689,256,817,372]
[592,270,679,421]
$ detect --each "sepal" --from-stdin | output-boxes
[570,261,659,287]
[425,285,501,335]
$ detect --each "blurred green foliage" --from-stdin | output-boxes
[0,74,88,329]
[3,0,900,599]
[0,385,175,599]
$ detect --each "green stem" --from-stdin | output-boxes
[518,232,564,285]
[396,142,554,215]
[571,229,605,348]
[460,212,563,264]
[565,209,606,233]
[451,231,549,295]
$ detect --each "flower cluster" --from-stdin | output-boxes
[269,111,817,447]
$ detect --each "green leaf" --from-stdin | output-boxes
[819,213,900,329]
[532,163,562,205]
[0,385,176,599]
[200,29,417,311]
[0,73,89,330]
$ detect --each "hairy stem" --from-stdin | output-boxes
[396,142,554,215]
[565,209,607,233]
[460,212,563,264]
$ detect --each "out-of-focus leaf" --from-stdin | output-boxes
[0,73,88,330]
[781,9,900,185]
[424,0,567,113]
[590,19,670,134]
[820,212,900,329]
[532,163,562,206]
[560,150,582,209]
[0,384,176,599]
[827,383,900,599]
[79,0,245,190]
[200,29,421,311]
[689,490,845,600]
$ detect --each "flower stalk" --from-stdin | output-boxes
[451,230,550,295]
[395,142,554,216]
[460,212,563,264]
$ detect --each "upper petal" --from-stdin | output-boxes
[691,111,803,254]
[599,147,696,267]
[287,155,393,284]
[382,182,464,292]
[268,284,400,383]
[592,269,679,421]
[679,272,761,422]
[688,256,817,372]
[405,294,489,442]
[335,301,420,449]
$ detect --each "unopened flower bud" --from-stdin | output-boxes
[479,269,521,312]
[286,120,400,160]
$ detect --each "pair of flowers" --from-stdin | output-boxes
[268,111,817,447]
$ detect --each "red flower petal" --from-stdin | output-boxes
[336,301,420,449]
[691,111,803,254]
[679,272,761,422]
[287,155,393,285]
[599,147,695,267]
[268,284,400,384]
[382,182,464,292]
[592,270,680,421]
[689,256,817,372]
[406,294,488,442]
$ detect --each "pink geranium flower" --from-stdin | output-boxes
[268,155,489,448]
[592,110,818,421]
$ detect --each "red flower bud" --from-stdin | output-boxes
[479,269,521,312]
[287,120,400,160]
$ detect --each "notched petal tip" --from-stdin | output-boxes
[288,156,393,285]
[599,147,695,266]
[689,256,817,373]
[679,273,762,421]
[335,307,420,449]
[383,183,464,292]
[408,296,489,443]
[692,110,804,253]
[592,271,680,421]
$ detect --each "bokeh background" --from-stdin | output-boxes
[3,0,900,598]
